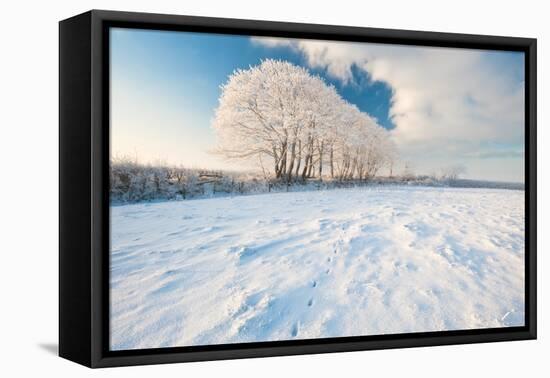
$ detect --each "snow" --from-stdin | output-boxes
[109,186,525,350]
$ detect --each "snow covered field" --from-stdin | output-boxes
[110,186,525,350]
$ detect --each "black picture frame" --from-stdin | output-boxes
[59,9,537,368]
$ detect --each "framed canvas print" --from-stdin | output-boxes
[59,10,537,368]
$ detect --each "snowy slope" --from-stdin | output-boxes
[110,186,525,350]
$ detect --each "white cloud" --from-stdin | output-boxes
[252,36,525,181]
[250,36,294,49]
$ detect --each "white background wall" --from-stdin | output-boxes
[0,0,546,376]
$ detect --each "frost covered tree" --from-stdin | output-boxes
[440,165,466,181]
[402,161,416,180]
[212,59,396,182]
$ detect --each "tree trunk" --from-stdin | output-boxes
[340,156,349,181]
[273,146,279,178]
[348,157,356,180]
[277,142,287,179]
[318,141,324,180]
[301,137,313,180]
[330,145,334,178]
[286,141,296,182]
[301,153,309,180]
[307,155,314,178]
[295,140,302,178]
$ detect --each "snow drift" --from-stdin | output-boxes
[110,186,524,350]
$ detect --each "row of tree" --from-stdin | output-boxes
[212,59,397,183]
[110,157,473,203]
[110,157,268,202]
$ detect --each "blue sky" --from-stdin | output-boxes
[110,28,524,182]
